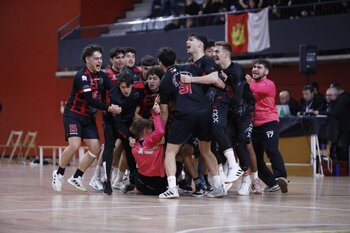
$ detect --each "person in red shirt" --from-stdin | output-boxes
[129,99,168,195]
[245,59,288,193]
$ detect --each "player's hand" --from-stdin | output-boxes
[129,137,136,147]
[155,95,160,104]
[245,74,253,84]
[220,71,228,82]
[180,74,192,83]
[152,102,160,114]
[108,104,122,114]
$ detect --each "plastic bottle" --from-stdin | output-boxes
[334,163,340,176]
[279,107,284,117]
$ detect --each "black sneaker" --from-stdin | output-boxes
[178,180,192,193]
[205,183,214,192]
[276,177,289,193]
[121,182,135,193]
[192,184,207,197]
[103,180,113,195]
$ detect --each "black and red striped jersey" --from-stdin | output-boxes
[138,83,159,119]
[105,65,121,87]
[103,66,123,107]
[126,66,143,84]
[65,67,112,117]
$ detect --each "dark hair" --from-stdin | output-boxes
[118,71,133,87]
[253,59,271,70]
[81,44,103,63]
[141,55,157,66]
[157,47,176,67]
[330,82,342,91]
[206,40,215,48]
[145,67,164,80]
[109,47,125,59]
[303,84,314,93]
[130,118,153,139]
[188,33,208,50]
[124,47,136,55]
[215,41,232,53]
[309,81,319,92]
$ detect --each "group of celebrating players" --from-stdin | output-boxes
[52,33,289,199]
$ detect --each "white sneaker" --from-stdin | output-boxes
[207,186,225,198]
[159,188,179,199]
[52,170,63,192]
[112,180,127,190]
[68,176,87,192]
[225,166,243,183]
[238,176,251,196]
[251,178,263,194]
[89,177,103,191]
[264,184,280,192]
[224,183,233,196]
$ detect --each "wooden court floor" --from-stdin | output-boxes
[0,162,350,233]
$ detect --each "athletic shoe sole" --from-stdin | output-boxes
[52,170,62,192]
[67,178,87,192]
[276,177,288,193]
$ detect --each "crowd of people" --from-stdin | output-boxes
[149,0,350,30]
[278,81,350,162]
[49,32,347,199]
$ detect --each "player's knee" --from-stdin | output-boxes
[68,143,80,153]
[179,144,194,157]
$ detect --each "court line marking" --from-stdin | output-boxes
[1,200,350,213]
[176,223,350,233]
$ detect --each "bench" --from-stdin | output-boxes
[38,145,88,166]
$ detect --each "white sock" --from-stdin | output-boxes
[115,170,125,183]
[218,165,226,184]
[224,148,238,168]
[242,174,252,184]
[167,176,177,190]
[93,165,102,179]
[111,167,119,182]
[251,171,258,180]
[212,175,222,189]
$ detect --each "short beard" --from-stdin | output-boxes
[253,76,263,81]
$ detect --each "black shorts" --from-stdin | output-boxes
[167,109,212,145]
[229,114,253,144]
[212,98,229,128]
[135,171,167,195]
[63,111,99,141]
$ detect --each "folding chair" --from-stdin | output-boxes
[0,130,24,160]
[22,131,38,161]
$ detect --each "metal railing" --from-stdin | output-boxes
[57,0,350,40]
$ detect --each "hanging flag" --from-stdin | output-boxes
[226,8,270,54]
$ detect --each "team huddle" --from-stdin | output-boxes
[52,33,289,198]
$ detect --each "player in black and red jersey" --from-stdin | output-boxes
[89,47,127,193]
[157,47,225,199]
[105,47,125,86]
[102,71,144,194]
[52,44,121,192]
[213,41,258,195]
[187,34,242,194]
[135,67,164,119]
[124,47,143,84]
[140,55,158,81]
